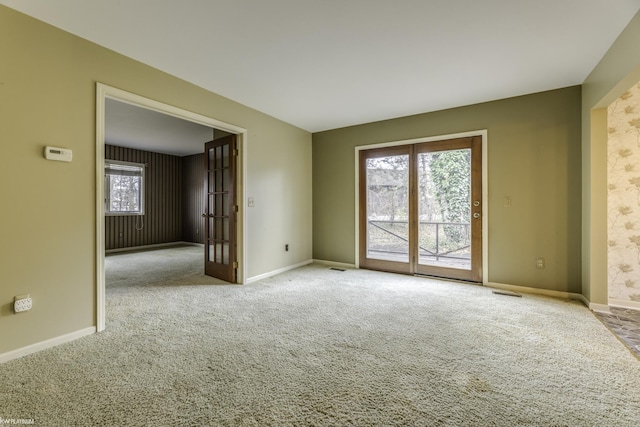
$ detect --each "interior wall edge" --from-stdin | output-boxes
[581,9,640,305]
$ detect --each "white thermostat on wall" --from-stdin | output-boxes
[44,146,73,162]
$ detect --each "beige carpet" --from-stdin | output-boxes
[1,246,639,426]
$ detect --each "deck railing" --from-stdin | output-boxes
[368,220,470,261]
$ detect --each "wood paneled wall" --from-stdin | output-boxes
[182,153,206,244]
[105,145,183,250]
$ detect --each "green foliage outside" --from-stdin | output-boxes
[427,150,471,246]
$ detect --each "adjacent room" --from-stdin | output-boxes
[103,98,236,315]
[2,1,640,425]
[103,98,238,289]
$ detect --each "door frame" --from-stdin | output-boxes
[354,130,489,284]
[95,83,248,332]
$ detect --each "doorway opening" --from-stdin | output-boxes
[355,132,488,283]
[607,78,640,310]
[96,83,247,332]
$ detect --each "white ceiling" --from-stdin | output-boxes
[105,99,214,156]
[3,0,640,137]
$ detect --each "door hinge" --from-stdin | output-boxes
[234,205,239,212]
[232,148,238,156]
[232,261,238,269]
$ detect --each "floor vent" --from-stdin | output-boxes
[492,289,522,298]
[330,267,346,272]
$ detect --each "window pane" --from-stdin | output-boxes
[108,175,141,212]
[417,149,471,270]
[105,161,144,214]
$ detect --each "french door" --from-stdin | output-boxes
[204,135,237,283]
[359,136,482,282]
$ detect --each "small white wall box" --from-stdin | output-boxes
[14,294,32,313]
[44,146,73,162]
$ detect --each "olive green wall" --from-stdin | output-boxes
[582,10,640,305]
[313,87,582,292]
[0,6,312,355]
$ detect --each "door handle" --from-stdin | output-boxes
[202,213,211,217]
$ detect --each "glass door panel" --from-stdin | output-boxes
[417,149,471,270]
[359,146,413,274]
[414,137,482,282]
[365,154,410,262]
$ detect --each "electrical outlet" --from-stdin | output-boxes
[14,294,32,313]
[504,197,512,208]
[285,244,289,252]
[536,257,545,269]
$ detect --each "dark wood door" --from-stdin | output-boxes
[359,136,482,282]
[204,135,237,282]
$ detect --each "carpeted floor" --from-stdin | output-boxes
[1,246,639,426]
[105,244,228,288]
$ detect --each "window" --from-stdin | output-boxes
[105,160,145,215]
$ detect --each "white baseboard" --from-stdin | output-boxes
[589,298,640,313]
[313,259,356,269]
[0,327,96,364]
[589,303,612,314]
[247,259,313,283]
[573,294,591,309]
[609,298,640,311]
[105,241,201,254]
[484,281,585,305]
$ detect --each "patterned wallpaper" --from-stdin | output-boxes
[608,82,640,303]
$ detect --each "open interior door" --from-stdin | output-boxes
[204,135,237,282]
